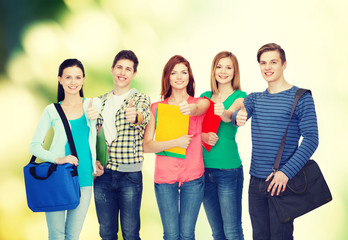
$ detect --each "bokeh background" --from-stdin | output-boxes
[0,0,347,239]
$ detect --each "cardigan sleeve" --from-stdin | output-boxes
[29,105,59,163]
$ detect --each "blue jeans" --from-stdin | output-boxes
[249,176,294,240]
[94,169,143,240]
[203,166,244,240]
[155,175,204,240]
[46,186,92,240]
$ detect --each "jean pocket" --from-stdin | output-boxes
[125,171,143,184]
[191,174,205,183]
[249,176,255,185]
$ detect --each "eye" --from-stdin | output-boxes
[182,71,188,75]
[216,66,221,69]
[171,72,176,75]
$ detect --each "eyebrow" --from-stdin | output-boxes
[116,65,133,70]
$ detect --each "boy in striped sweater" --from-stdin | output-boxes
[232,43,318,240]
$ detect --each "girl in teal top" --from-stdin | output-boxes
[200,51,246,240]
[29,59,103,239]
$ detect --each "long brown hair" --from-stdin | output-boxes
[210,51,241,94]
[160,55,195,100]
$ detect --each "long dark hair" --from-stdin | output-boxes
[57,59,85,102]
[160,55,195,100]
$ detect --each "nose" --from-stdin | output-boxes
[265,63,271,70]
[177,73,182,79]
[221,67,226,73]
[121,68,126,75]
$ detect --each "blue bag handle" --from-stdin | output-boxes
[29,160,57,180]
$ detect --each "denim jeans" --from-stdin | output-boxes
[203,166,244,240]
[155,175,204,240]
[249,176,294,240]
[45,186,92,240]
[94,169,143,240]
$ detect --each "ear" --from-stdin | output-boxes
[132,71,137,79]
[282,61,287,70]
[58,76,62,84]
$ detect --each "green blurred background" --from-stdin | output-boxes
[0,0,347,239]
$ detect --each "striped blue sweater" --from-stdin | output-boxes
[233,86,318,179]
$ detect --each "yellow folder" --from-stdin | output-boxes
[155,103,190,159]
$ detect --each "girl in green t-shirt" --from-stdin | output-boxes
[200,51,246,240]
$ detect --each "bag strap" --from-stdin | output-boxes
[29,103,79,164]
[54,103,78,158]
[272,88,311,171]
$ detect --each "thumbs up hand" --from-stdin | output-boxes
[179,93,191,115]
[86,98,99,120]
[214,93,225,117]
[236,103,248,126]
[179,98,191,115]
[126,99,137,123]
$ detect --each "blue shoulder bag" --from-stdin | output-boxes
[24,103,80,212]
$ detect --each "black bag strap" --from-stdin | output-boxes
[54,103,78,158]
[272,88,311,171]
[29,103,79,164]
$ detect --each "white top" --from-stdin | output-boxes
[102,90,131,145]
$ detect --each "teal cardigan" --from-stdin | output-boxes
[29,98,102,174]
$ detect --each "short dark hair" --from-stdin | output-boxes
[257,43,286,64]
[57,58,85,102]
[111,50,139,72]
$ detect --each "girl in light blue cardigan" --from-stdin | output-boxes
[29,59,103,239]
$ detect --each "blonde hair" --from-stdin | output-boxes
[210,51,241,94]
